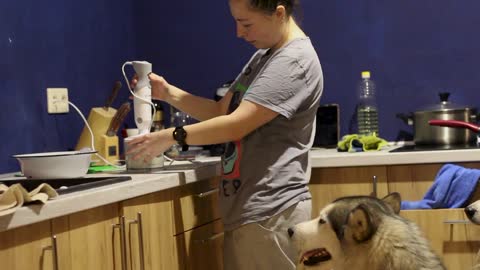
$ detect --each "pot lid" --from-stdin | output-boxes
[417,92,476,112]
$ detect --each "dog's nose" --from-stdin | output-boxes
[465,206,477,219]
[288,228,294,238]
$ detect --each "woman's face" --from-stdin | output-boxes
[229,0,286,50]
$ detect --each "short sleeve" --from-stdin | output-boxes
[243,55,309,119]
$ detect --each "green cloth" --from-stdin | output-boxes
[337,134,388,152]
[88,165,120,173]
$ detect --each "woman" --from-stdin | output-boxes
[127,0,323,268]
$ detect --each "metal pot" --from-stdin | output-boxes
[397,92,478,145]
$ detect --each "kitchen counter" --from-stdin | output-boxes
[310,143,480,168]
[2,143,480,232]
[0,160,221,232]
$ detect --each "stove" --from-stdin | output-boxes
[389,144,479,152]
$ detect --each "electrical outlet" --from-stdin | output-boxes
[47,88,69,114]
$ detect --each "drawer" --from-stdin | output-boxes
[175,219,224,270]
[173,177,221,234]
[401,208,480,270]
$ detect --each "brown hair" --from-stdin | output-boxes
[248,0,300,17]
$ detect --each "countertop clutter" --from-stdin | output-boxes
[1,143,480,232]
[311,142,480,167]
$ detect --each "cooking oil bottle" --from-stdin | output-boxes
[356,71,379,136]
[151,101,164,132]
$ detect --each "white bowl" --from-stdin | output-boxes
[12,150,96,179]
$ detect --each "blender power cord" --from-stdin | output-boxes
[121,62,156,131]
[68,101,125,169]
[120,62,194,167]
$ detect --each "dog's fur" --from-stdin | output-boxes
[289,193,445,270]
[465,200,480,225]
[465,200,480,270]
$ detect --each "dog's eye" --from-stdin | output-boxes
[319,218,326,224]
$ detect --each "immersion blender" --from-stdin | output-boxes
[121,61,154,135]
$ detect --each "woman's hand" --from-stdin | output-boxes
[125,128,176,163]
[148,73,171,101]
[129,72,171,101]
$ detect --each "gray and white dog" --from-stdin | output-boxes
[289,193,445,270]
[465,200,480,270]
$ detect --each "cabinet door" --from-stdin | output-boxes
[172,176,221,234]
[388,162,480,201]
[51,203,121,270]
[309,166,388,215]
[401,209,480,270]
[176,219,224,270]
[121,188,181,270]
[0,221,54,270]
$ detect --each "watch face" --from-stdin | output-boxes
[174,127,187,141]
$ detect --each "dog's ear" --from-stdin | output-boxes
[381,192,401,214]
[346,204,376,243]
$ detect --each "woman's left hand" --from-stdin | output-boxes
[125,129,175,163]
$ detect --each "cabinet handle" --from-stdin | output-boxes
[194,232,224,244]
[444,220,472,224]
[44,235,59,270]
[128,212,146,270]
[113,216,128,270]
[197,188,218,198]
[372,175,377,198]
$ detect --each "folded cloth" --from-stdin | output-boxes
[0,183,58,216]
[401,164,480,210]
[337,134,388,152]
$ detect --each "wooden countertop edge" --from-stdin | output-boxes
[0,163,221,233]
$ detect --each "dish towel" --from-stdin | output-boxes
[0,183,58,216]
[337,134,388,152]
[401,164,480,210]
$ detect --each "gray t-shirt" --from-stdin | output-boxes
[220,37,323,231]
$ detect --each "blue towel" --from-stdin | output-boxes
[401,164,480,210]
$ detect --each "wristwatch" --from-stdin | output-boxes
[173,126,189,151]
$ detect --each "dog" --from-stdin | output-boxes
[288,193,445,270]
[465,200,480,225]
[465,200,480,270]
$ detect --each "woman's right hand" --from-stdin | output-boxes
[147,72,171,101]
[129,72,172,101]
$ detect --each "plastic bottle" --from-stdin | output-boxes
[151,101,164,132]
[356,71,379,136]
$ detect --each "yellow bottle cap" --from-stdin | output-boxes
[361,71,371,79]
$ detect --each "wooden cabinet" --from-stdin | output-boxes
[309,165,388,214]
[310,161,480,270]
[121,188,180,270]
[0,220,54,270]
[0,177,223,270]
[117,176,223,270]
[172,176,223,270]
[176,219,224,270]
[401,209,480,270]
[387,162,480,201]
[118,176,222,270]
[51,203,121,270]
[171,176,221,234]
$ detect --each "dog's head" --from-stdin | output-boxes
[288,193,401,269]
[465,199,480,224]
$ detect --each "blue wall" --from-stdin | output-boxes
[2,0,480,173]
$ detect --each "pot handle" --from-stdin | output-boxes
[428,119,480,133]
[396,113,414,125]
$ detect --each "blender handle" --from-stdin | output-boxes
[428,119,480,133]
